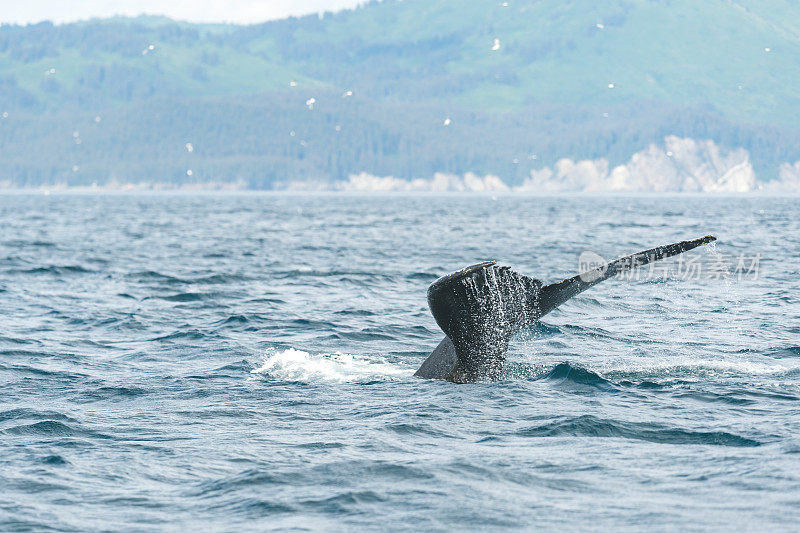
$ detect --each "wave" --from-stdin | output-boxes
[203,497,295,517]
[126,270,184,283]
[527,322,565,336]
[540,362,618,391]
[274,268,390,279]
[328,325,433,340]
[250,348,410,383]
[404,271,439,281]
[326,331,396,341]
[764,346,800,359]
[41,455,69,465]
[300,491,386,513]
[603,357,800,380]
[190,274,250,284]
[2,420,98,438]
[671,390,756,405]
[385,423,454,438]
[0,335,40,345]
[517,415,761,447]
[80,385,149,400]
[192,468,290,497]
[215,360,254,373]
[0,408,76,423]
[0,362,88,381]
[125,271,249,285]
[150,292,224,302]
[506,358,799,394]
[2,239,56,247]
[182,360,255,380]
[333,309,378,316]
[10,265,95,275]
[151,329,217,341]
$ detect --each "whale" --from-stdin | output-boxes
[414,236,716,383]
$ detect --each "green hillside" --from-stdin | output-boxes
[1,0,799,187]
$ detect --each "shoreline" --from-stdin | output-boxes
[1,187,798,197]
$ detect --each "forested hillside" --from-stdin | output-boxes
[1,0,799,188]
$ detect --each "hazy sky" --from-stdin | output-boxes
[0,0,367,25]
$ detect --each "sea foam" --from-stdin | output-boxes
[250,348,410,383]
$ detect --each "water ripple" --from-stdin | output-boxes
[517,415,762,447]
[1,194,797,530]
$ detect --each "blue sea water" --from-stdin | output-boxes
[1,192,799,531]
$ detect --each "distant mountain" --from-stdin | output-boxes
[1,0,799,189]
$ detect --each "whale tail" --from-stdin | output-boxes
[538,235,716,317]
[414,235,716,382]
[424,262,543,382]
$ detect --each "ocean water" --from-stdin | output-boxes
[1,192,799,531]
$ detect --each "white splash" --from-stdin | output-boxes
[250,348,409,383]
[603,356,800,378]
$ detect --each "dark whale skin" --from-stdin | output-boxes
[416,235,717,383]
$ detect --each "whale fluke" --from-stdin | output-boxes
[415,235,716,383]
